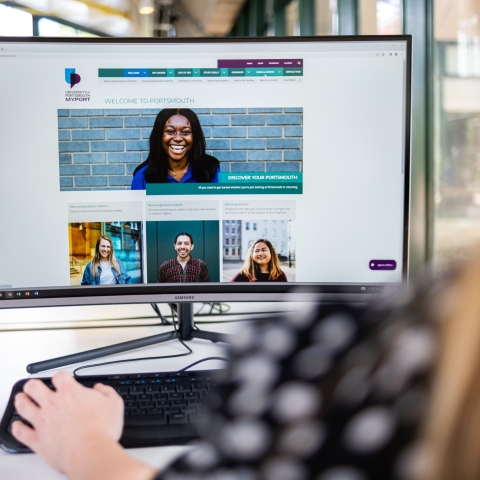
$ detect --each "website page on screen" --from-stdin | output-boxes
[0,39,408,294]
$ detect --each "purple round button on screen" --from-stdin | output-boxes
[369,260,397,270]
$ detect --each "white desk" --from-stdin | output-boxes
[0,303,282,479]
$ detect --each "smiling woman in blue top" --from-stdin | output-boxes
[81,236,131,285]
[131,108,220,189]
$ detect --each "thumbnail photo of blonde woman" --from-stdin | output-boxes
[81,235,131,285]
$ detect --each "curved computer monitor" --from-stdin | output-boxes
[0,35,411,309]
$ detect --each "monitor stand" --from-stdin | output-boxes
[26,303,229,374]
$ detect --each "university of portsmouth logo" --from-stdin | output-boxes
[65,68,81,88]
[64,68,90,102]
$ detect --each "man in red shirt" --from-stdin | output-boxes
[157,232,210,283]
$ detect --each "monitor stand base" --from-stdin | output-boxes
[26,303,229,374]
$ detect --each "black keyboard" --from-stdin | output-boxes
[0,369,224,453]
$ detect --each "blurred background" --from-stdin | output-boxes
[1,0,478,275]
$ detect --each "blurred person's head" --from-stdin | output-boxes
[419,253,480,480]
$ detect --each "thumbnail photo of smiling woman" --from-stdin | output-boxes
[230,239,288,282]
[81,235,131,285]
[131,108,220,189]
[69,222,143,286]
[223,220,295,282]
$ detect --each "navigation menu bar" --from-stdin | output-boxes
[98,64,303,79]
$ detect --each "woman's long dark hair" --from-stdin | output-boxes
[132,108,219,183]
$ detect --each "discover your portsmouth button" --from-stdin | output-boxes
[369,260,397,270]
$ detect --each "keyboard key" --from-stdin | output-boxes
[177,384,191,392]
[129,386,145,394]
[161,385,176,393]
[192,383,206,390]
[153,393,168,401]
[115,386,129,394]
[138,394,152,401]
[145,385,160,393]
[165,407,181,414]
[169,413,188,424]
[131,408,146,415]
[147,408,164,414]
[168,392,184,400]
[126,413,167,427]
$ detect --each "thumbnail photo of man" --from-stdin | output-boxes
[146,220,220,283]
[158,232,210,283]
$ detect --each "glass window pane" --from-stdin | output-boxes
[359,0,403,35]
[38,18,97,37]
[286,0,300,36]
[433,0,480,270]
[0,5,33,36]
[315,0,338,35]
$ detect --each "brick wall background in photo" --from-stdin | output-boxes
[58,107,303,191]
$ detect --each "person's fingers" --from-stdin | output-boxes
[23,379,53,407]
[14,392,41,424]
[93,382,120,398]
[51,370,78,392]
[11,420,38,451]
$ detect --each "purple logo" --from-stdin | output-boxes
[65,68,81,88]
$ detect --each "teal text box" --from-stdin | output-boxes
[219,173,302,183]
[228,68,245,76]
[174,69,193,77]
[284,67,303,76]
[99,69,124,77]
[147,183,303,195]
[148,69,168,77]
[200,68,221,76]
[246,68,283,76]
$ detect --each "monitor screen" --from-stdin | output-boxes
[0,35,411,308]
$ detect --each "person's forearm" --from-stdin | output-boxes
[65,437,157,480]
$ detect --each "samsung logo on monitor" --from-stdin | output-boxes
[175,295,194,300]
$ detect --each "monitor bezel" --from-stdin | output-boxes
[0,34,412,309]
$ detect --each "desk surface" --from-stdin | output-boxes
[0,303,280,479]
